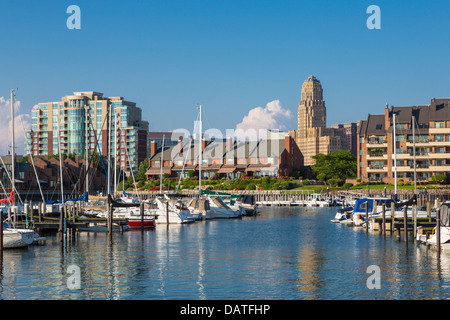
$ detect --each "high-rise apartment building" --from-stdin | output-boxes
[289,75,348,166]
[331,122,359,156]
[26,91,148,174]
[358,99,450,183]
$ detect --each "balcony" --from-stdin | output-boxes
[412,163,430,168]
[367,142,388,148]
[429,164,450,171]
[429,128,450,134]
[367,152,387,160]
[367,165,387,172]
[428,152,450,159]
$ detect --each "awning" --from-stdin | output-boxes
[261,166,278,172]
[172,166,197,171]
[246,166,263,172]
[145,167,172,175]
[218,167,236,173]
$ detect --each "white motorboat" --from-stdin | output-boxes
[305,193,332,207]
[426,203,450,248]
[208,196,241,219]
[186,198,214,220]
[235,195,257,215]
[3,227,35,249]
[331,206,354,224]
[154,197,194,224]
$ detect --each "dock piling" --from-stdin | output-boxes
[391,202,395,234]
[436,206,441,256]
[365,205,369,233]
[140,202,144,232]
[403,205,408,242]
[59,206,64,243]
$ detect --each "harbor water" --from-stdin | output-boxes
[1,206,449,300]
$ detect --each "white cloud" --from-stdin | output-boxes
[234,100,293,140]
[0,96,31,156]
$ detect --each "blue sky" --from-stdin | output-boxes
[1,0,450,140]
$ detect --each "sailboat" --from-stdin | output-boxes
[1,89,38,248]
[425,203,450,248]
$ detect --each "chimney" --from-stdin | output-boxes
[202,139,207,152]
[227,136,233,152]
[150,140,157,157]
[384,104,390,130]
[285,135,291,154]
[178,138,183,154]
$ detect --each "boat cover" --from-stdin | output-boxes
[45,192,89,204]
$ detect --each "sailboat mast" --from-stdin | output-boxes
[10,89,15,204]
[160,135,165,194]
[85,103,89,194]
[393,112,397,197]
[107,103,112,197]
[114,108,118,194]
[412,115,417,193]
[199,105,202,196]
[57,106,64,203]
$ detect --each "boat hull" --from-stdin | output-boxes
[3,229,35,249]
[127,218,155,228]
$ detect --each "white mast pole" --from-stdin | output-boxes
[10,89,15,204]
[199,105,202,196]
[114,108,118,194]
[160,135,165,194]
[412,115,417,194]
[85,102,89,194]
[57,106,64,203]
[393,111,397,197]
[107,103,112,197]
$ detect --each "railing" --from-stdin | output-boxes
[368,152,386,157]
[369,165,385,169]
[410,164,430,169]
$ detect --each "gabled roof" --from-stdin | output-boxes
[248,138,286,158]
[224,140,259,159]
[365,114,385,136]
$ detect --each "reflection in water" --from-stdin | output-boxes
[1,207,450,299]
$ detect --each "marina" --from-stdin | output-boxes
[3,0,450,303]
[1,206,450,300]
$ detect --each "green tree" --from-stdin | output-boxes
[187,170,195,179]
[312,150,357,182]
[431,174,447,184]
[136,158,149,181]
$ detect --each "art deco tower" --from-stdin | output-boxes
[289,75,347,166]
[298,75,326,137]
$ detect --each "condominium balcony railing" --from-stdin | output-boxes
[369,164,385,169]
[367,152,387,157]
[410,164,430,169]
